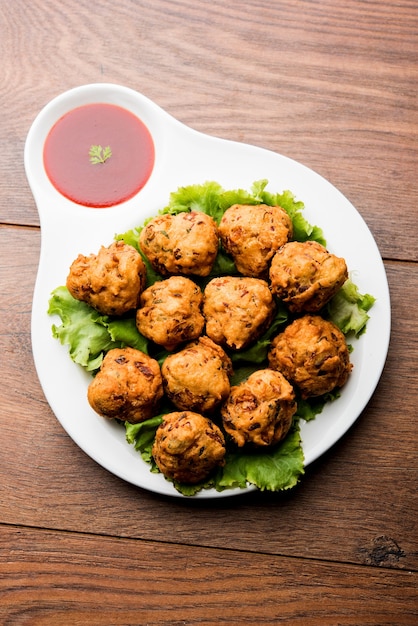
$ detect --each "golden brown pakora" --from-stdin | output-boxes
[161,336,233,414]
[268,314,352,398]
[136,276,205,351]
[66,241,147,316]
[221,369,296,447]
[218,203,293,277]
[87,347,163,424]
[139,210,219,277]
[203,276,275,350]
[152,411,226,484]
[269,240,348,312]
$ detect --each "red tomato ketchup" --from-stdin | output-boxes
[43,103,155,207]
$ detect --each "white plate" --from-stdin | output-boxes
[25,83,391,498]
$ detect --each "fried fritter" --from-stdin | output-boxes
[221,369,296,447]
[268,314,352,398]
[162,336,233,414]
[269,240,348,312]
[136,276,204,351]
[203,276,275,350]
[87,347,163,424]
[152,411,226,484]
[66,241,147,316]
[218,203,293,277]
[139,211,219,277]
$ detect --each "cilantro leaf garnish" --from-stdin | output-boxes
[89,144,112,164]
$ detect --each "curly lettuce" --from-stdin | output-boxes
[327,278,375,337]
[48,286,148,371]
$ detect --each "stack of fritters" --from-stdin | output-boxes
[66,203,352,484]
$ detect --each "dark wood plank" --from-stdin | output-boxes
[0,0,417,261]
[0,226,416,570]
[1,525,417,625]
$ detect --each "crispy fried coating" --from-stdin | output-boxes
[162,336,233,414]
[269,240,348,312]
[268,315,352,398]
[136,276,204,351]
[87,347,163,424]
[218,204,293,277]
[221,369,296,447]
[152,411,226,484]
[139,211,219,277]
[203,276,275,350]
[66,241,147,316]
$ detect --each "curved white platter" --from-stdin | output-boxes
[25,83,391,498]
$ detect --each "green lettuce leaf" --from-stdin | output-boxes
[295,389,341,422]
[217,422,304,492]
[164,181,226,222]
[208,246,238,277]
[48,286,148,371]
[125,415,163,464]
[327,278,375,337]
[115,225,141,252]
[156,179,324,245]
[105,317,148,352]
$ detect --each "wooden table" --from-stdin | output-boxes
[1,1,417,623]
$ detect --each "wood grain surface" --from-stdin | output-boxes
[1,526,417,625]
[0,0,417,623]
